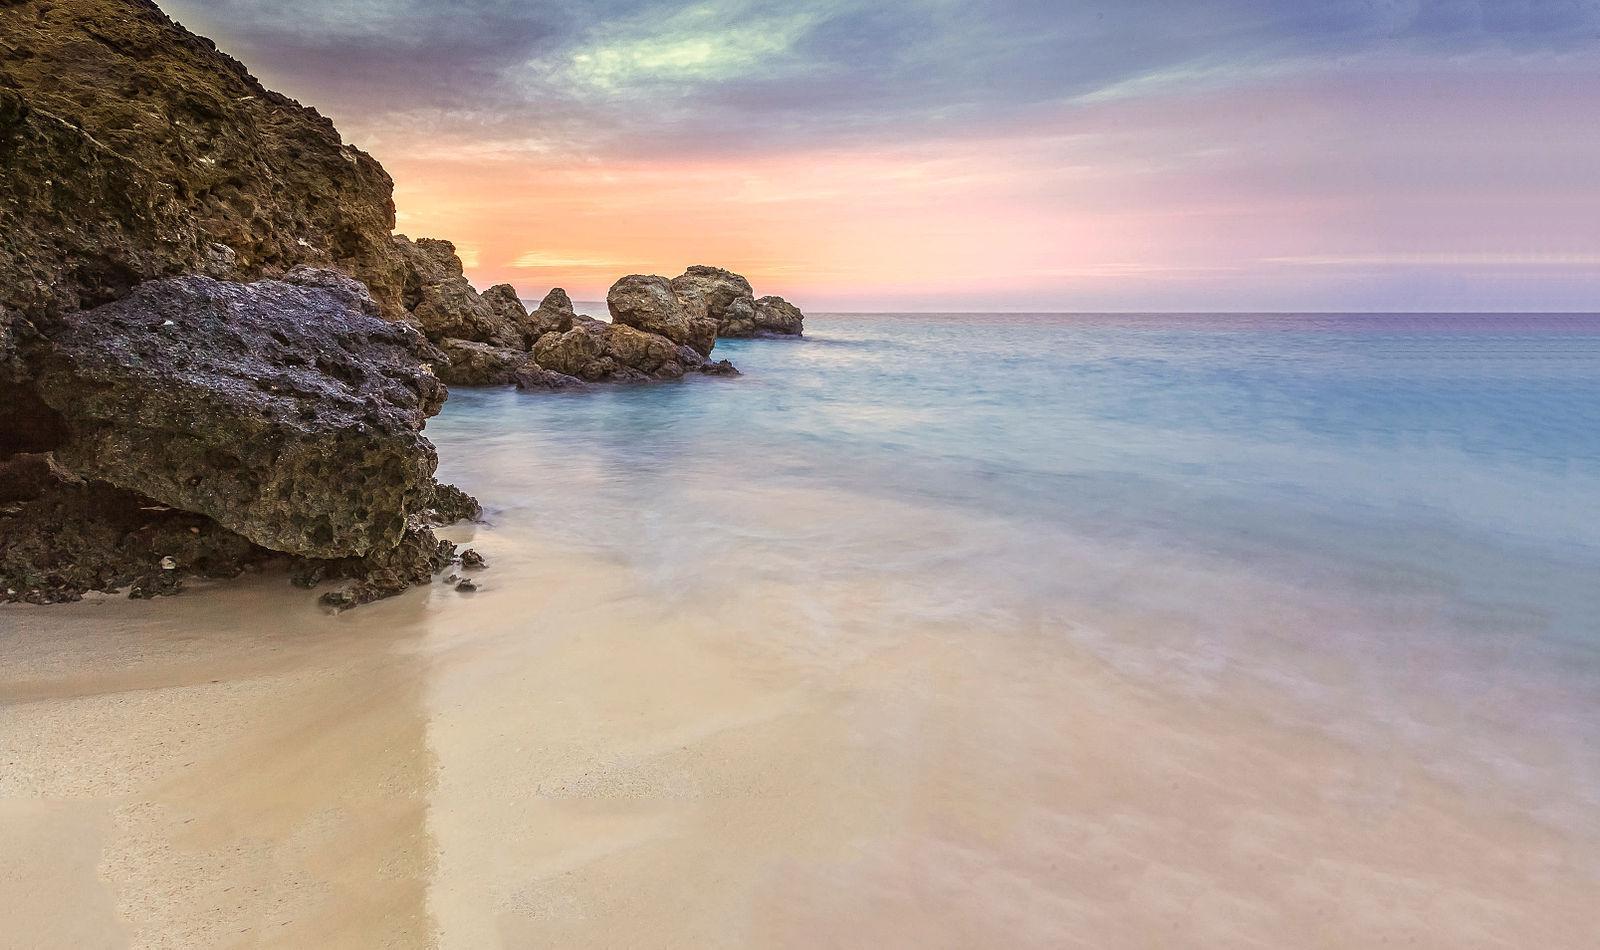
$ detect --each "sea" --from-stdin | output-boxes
[435,311,1600,824]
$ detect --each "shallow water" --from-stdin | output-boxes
[4,312,1599,947]
[436,312,1600,805]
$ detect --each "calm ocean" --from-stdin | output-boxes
[431,312,1600,827]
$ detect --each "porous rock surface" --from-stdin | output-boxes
[0,1,482,607]
[671,265,758,337]
[394,236,522,348]
[0,0,409,321]
[754,295,805,336]
[436,338,534,387]
[23,273,447,559]
[607,275,719,357]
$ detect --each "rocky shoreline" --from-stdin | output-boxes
[0,0,802,607]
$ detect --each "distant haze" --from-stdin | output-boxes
[165,1,1600,312]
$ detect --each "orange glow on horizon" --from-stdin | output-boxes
[360,71,1600,312]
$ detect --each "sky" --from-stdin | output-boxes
[162,0,1600,312]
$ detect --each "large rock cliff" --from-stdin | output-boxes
[0,0,409,322]
[0,0,466,606]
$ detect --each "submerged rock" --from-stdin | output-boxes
[23,273,447,560]
[754,295,806,336]
[671,265,758,337]
[607,275,719,357]
[698,359,742,377]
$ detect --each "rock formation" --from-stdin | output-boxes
[670,266,758,337]
[0,1,800,607]
[607,275,720,357]
[435,338,536,387]
[534,321,701,382]
[526,288,580,341]
[667,266,805,338]
[0,0,475,606]
[0,0,409,321]
[514,365,590,392]
[480,283,540,345]
[394,236,523,348]
[754,295,806,336]
[24,273,445,559]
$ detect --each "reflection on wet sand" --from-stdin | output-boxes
[2,578,439,948]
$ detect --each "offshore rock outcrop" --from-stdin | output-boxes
[666,265,805,338]
[754,295,805,336]
[607,275,720,357]
[423,267,743,387]
[534,320,703,382]
[671,265,758,337]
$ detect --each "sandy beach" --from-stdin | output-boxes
[5,505,1597,948]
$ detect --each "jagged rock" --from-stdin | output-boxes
[309,524,458,611]
[394,236,522,347]
[420,480,482,525]
[460,549,487,569]
[0,1,485,609]
[0,0,409,321]
[527,287,580,342]
[514,365,589,392]
[698,359,742,377]
[479,283,540,345]
[607,275,719,357]
[755,295,806,336]
[435,338,533,386]
[671,266,758,337]
[533,321,705,382]
[21,274,447,560]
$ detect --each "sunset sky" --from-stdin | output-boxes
[163,0,1600,312]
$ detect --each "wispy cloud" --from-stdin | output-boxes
[1267,253,1600,267]
[509,252,626,269]
[159,0,1600,309]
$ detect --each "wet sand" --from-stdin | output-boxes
[3,511,1597,949]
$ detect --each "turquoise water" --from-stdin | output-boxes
[431,313,1600,818]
